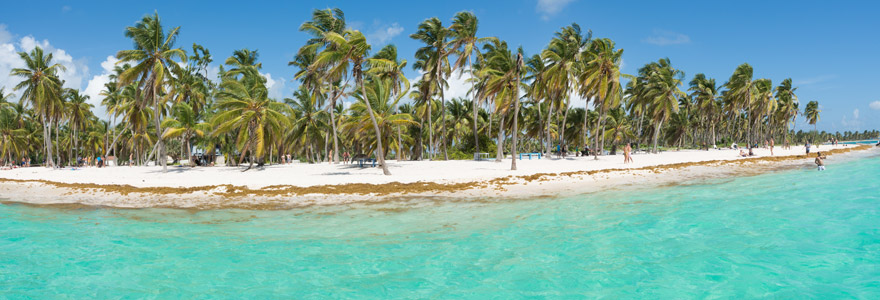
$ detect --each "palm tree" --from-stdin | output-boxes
[212,71,290,171]
[775,78,798,145]
[804,100,820,132]
[638,58,685,153]
[411,17,451,160]
[723,63,756,144]
[348,78,418,159]
[313,29,392,175]
[0,98,28,165]
[285,87,328,163]
[483,41,525,170]
[449,11,494,157]
[65,89,93,161]
[296,8,347,164]
[688,73,721,147]
[541,24,588,155]
[11,46,66,167]
[116,12,187,171]
[162,102,207,167]
[578,37,623,159]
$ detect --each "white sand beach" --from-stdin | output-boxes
[0,144,873,209]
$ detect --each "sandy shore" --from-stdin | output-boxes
[0,144,875,209]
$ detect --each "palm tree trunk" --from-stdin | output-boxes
[186,136,194,167]
[43,115,53,167]
[472,98,480,157]
[360,76,391,175]
[511,72,521,171]
[496,114,504,162]
[152,86,166,172]
[54,121,61,167]
[560,104,570,156]
[598,110,607,157]
[330,89,340,164]
[396,125,403,161]
[416,120,424,160]
[652,121,663,153]
[593,101,603,160]
[426,97,433,160]
[105,123,131,157]
[545,101,554,155]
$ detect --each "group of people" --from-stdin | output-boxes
[74,156,106,168]
[1,157,31,170]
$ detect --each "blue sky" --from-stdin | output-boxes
[1,0,878,132]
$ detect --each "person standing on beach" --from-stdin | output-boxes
[805,141,811,154]
[770,138,775,156]
[623,143,633,164]
[815,152,826,171]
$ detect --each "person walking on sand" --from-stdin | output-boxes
[815,152,827,171]
[770,138,775,156]
[805,141,811,154]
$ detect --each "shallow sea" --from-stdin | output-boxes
[2,152,879,298]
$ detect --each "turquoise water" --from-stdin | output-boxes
[2,154,880,298]
[842,140,878,145]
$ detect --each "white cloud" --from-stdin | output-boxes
[536,0,575,20]
[83,56,120,120]
[869,101,880,110]
[366,23,404,46]
[0,24,11,44]
[853,108,859,119]
[405,68,476,106]
[262,72,286,100]
[62,5,72,12]
[17,35,89,91]
[643,30,691,46]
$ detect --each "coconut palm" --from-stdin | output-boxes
[411,17,452,160]
[688,73,721,148]
[541,24,589,155]
[10,46,66,167]
[65,89,93,161]
[639,58,685,153]
[723,63,757,144]
[483,41,525,170]
[348,78,418,159]
[285,87,328,163]
[296,7,347,164]
[774,78,798,145]
[804,100,820,132]
[212,71,290,171]
[449,11,494,156]
[116,12,187,171]
[578,37,624,159]
[161,102,207,167]
[312,29,392,175]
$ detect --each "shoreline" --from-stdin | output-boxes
[0,145,875,210]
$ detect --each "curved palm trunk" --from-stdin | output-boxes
[329,90,340,164]
[105,123,131,157]
[559,103,570,157]
[360,77,391,175]
[472,98,480,158]
[440,93,449,161]
[43,115,53,168]
[593,102,604,160]
[396,124,402,161]
[652,120,664,153]
[426,97,433,160]
[54,121,61,167]
[544,101,554,155]
[511,80,521,171]
[496,114,504,162]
